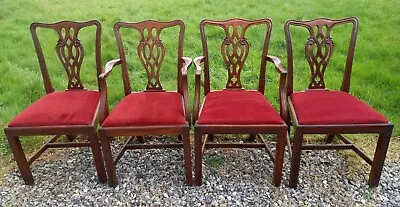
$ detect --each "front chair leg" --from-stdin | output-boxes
[100,134,117,187]
[182,128,193,185]
[87,131,107,183]
[6,135,34,185]
[289,128,304,188]
[273,131,287,186]
[368,130,392,187]
[194,130,203,186]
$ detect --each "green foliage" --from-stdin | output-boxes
[0,0,399,155]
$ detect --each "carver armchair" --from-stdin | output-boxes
[4,20,107,184]
[285,17,394,188]
[99,20,192,187]
[193,18,288,186]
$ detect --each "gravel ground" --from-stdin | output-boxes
[0,137,399,206]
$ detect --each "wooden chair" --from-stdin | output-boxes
[284,17,394,188]
[4,20,107,184]
[98,20,192,187]
[193,18,288,186]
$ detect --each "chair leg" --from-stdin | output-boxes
[194,130,203,186]
[368,129,392,187]
[6,135,34,185]
[182,128,193,185]
[177,135,183,141]
[87,131,107,183]
[66,135,76,142]
[100,134,117,187]
[325,134,335,144]
[289,128,304,188]
[273,131,286,186]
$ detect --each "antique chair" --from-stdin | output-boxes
[193,18,288,186]
[285,17,394,188]
[98,20,192,187]
[4,20,107,184]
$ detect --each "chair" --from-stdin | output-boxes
[193,18,288,186]
[4,20,107,184]
[284,17,394,188]
[98,20,192,187]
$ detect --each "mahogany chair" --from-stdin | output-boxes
[285,17,394,188]
[98,20,192,187]
[4,20,107,184]
[193,18,288,186]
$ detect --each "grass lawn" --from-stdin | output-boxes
[0,0,399,156]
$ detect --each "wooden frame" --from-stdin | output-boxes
[98,19,193,187]
[4,20,107,185]
[193,18,288,186]
[285,17,394,188]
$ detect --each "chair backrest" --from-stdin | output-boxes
[113,20,185,96]
[30,20,102,93]
[284,17,359,95]
[200,18,272,95]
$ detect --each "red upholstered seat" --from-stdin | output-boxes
[102,92,186,127]
[8,91,100,127]
[197,90,284,125]
[290,90,388,125]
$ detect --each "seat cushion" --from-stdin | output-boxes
[102,92,186,127]
[197,90,284,125]
[8,90,100,127]
[290,90,389,125]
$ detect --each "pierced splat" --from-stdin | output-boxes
[137,27,165,91]
[304,25,334,89]
[56,27,85,89]
[221,25,249,89]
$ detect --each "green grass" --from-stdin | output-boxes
[0,0,399,155]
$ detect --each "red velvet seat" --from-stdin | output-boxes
[102,92,185,127]
[290,90,388,125]
[9,91,100,127]
[197,90,284,125]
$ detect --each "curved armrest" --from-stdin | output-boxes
[265,55,286,75]
[192,56,205,125]
[98,59,121,124]
[99,59,121,79]
[265,55,289,124]
[180,57,192,124]
[181,57,192,76]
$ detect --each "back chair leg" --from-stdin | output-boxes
[100,134,117,187]
[6,135,34,185]
[289,128,304,188]
[182,128,193,185]
[325,134,336,144]
[194,130,203,186]
[66,135,76,142]
[368,129,392,187]
[87,131,107,183]
[273,131,287,186]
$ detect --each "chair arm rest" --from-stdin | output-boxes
[265,55,289,124]
[181,57,192,124]
[181,57,192,76]
[265,55,286,75]
[98,59,121,124]
[192,56,205,125]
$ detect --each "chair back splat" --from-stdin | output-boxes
[200,18,272,95]
[31,20,102,92]
[284,17,359,94]
[114,20,185,95]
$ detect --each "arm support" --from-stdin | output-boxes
[192,56,205,125]
[98,59,121,124]
[265,55,289,125]
[181,57,192,125]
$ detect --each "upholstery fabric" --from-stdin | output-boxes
[290,90,388,125]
